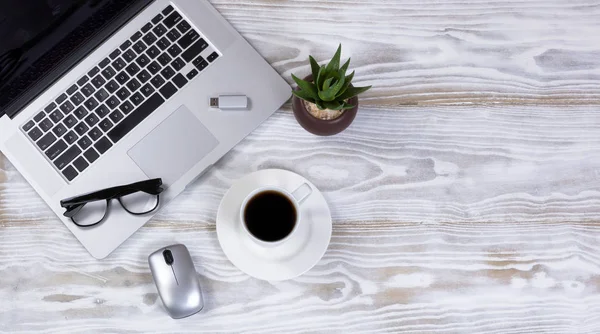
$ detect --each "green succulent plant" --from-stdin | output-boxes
[292,44,371,111]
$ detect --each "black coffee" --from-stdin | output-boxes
[244,190,297,242]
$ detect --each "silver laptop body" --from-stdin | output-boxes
[0,0,290,259]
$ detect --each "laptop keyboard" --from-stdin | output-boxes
[21,5,220,182]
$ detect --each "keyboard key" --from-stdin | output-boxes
[193,56,208,71]
[28,127,43,141]
[84,97,98,111]
[84,148,100,163]
[157,37,171,50]
[143,32,157,46]
[164,11,182,28]
[207,51,219,62]
[77,136,93,150]
[88,67,100,78]
[94,88,109,102]
[123,49,137,62]
[166,29,181,43]
[101,66,116,80]
[64,131,78,145]
[146,45,160,59]
[99,58,111,68]
[116,87,131,101]
[126,78,141,92]
[120,101,134,114]
[54,146,82,170]
[94,137,113,154]
[171,58,185,71]
[130,92,145,106]
[182,40,208,62]
[161,66,175,80]
[140,83,155,97]
[167,44,182,57]
[108,93,165,143]
[45,139,67,161]
[45,102,57,113]
[73,156,89,172]
[39,118,53,132]
[153,23,167,37]
[120,40,132,51]
[148,61,161,74]
[162,5,174,15]
[70,92,85,106]
[109,110,124,123]
[133,41,147,54]
[125,63,140,77]
[136,54,150,68]
[22,120,35,132]
[34,111,45,122]
[137,69,151,83]
[109,49,121,60]
[74,106,88,119]
[157,53,172,66]
[88,127,102,141]
[63,115,77,128]
[141,22,153,34]
[152,14,164,25]
[60,101,75,114]
[75,122,89,136]
[186,69,198,80]
[56,93,68,104]
[159,82,178,99]
[176,20,191,34]
[105,80,119,93]
[85,114,99,127]
[95,104,110,118]
[81,83,95,97]
[106,96,120,110]
[52,124,67,137]
[113,58,127,71]
[76,76,89,86]
[37,133,57,151]
[62,166,78,181]
[172,73,188,88]
[99,118,113,132]
[131,31,143,42]
[178,30,199,49]
[151,75,165,88]
[49,110,64,123]
[66,84,78,95]
[91,75,106,88]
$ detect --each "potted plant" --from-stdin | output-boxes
[291,45,371,136]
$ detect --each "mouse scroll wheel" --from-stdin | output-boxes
[163,249,174,265]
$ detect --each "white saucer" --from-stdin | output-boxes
[216,169,332,281]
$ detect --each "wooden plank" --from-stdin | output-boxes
[210,0,600,105]
[3,106,600,225]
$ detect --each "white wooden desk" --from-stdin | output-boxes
[2,1,600,332]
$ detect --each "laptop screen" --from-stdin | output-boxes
[0,0,151,119]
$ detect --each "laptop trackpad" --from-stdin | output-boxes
[127,105,219,186]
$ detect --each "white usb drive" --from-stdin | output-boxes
[209,95,248,110]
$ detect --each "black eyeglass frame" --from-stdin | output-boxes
[60,178,164,228]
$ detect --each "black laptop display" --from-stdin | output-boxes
[0,0,151,118]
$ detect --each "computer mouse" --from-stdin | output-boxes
[148,244,204,319]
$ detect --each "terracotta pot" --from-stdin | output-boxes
[292,75,359,136]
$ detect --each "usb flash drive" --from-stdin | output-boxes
[209,95,248,110]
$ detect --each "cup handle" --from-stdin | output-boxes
[291,183,312,205]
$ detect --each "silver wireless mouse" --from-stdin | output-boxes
[148,244,204,319]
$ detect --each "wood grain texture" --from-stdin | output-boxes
[2,0,600,333]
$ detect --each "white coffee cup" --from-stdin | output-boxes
[240,183,312,247]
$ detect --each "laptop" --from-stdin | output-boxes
[0,0,290,259]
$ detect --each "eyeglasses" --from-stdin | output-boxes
[60,178,164,228]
